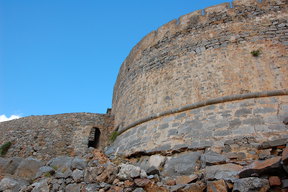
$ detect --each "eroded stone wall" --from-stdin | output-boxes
[112,0,288,129]
[0,113,113,160]
[107,96,288,157]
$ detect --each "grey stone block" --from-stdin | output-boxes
[242,117,264,125]
[147,144,171,153]
[172,122,180,127]
[176,113,186,119]
[233,177,269,192]
[205,163,242,180]
[201,151,227,166]
[162,151,202,176]
[268,124,287,131]
[214,130,231,137]
[168,129,178,136]
[254,107,276,114]
[159,123,169,130]
[229,119,241,128]
[235,108,252,117]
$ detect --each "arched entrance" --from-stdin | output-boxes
[88,127,101,148]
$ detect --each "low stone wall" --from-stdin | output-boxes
[106,96,288,158]
[0,113,113,160]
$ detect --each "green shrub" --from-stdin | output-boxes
[0,141,12,156]
[251,49,261,57]
[44,172,52,177]
[109,131,119,142]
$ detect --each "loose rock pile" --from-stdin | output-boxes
[0,138,288,192]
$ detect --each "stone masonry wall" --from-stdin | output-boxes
[0,113,113,160]
[107,96,288,157]
[112,0,288,130]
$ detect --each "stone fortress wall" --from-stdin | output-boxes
[108,0,288,157]
[0,113,113,160]
[0,0,287,161]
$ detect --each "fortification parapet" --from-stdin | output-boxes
[109,0,288,157]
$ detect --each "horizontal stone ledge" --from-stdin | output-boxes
[117,89,288,135]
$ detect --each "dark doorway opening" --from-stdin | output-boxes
[88,128,101,148]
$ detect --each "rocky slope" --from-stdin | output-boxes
[0,137,288,192]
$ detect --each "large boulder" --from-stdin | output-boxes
[71,157,87,170]
[0,177,28,192]
[232,177,269,192]
[201,151,227,166]
[207,180,227,192]
[14,158,44,180]
[48,156,73,178]
[205,163,242,181]
[162,151,202,176]
[239,156,284,178]
[31,178,50,192]
[117,164,146,180]
[0,157,23,176]
[48,156,73,172]
[35,166,55,179]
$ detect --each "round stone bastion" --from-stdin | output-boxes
[107,0,288,158]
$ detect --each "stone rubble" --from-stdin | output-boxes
[0,137,288,192]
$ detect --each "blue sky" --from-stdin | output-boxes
[0,0,231,120]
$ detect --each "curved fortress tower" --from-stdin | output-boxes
[107,0,288,157]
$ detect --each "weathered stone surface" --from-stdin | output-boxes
[260,138,288,149]
[282,179,288,188]
[232,177,269,192]
[35,166,55,178]
[162,152,202,176]
[133,188,145,192]
[72,169,83,182]
[282,147,288,164]
[65,183,81,192]
[124,180,134,187]
[85,184,100,192]
[71,157,87,170]
[31,178,50,192]
[269,176,281,186]
[117,164,143,180]
[148,155,166,170]
[14,157,44,180]
[144,182,168,192]
[201,151,227,166]
[0,177,28,192]
[239,156,283,178]
[178,181,206,192]
[96,163,118,183]
[207,180,227,192]
[134,178,151,187]
[283,117,288,125]
[48,156,73,172]
[84,167,99,183]
[146,166,160,175]
[175,175,198,185]
[0,157,23,176]
[0,113,113,160]
[206,163,242,180]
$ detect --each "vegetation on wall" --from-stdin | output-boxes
[109,131,119,142]
[0,141,12,156]
[251,49,262,57]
